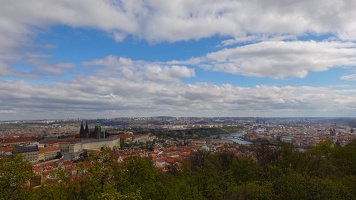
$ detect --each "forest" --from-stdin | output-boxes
[1,140,356,200]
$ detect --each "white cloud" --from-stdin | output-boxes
[189,41,356,78]
[0,0,138,76]
[84,55,195,82]
[341,74,356,81]
[0,110,16,114]
[1,0,356,50]
[1,0,356,79]
[0,0,138,32]
[1,79,355,120]
[25,59,76,76]
[139,0,356,42]
[218,34,297,47]
[144,65,195,82]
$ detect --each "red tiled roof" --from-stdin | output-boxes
[133,134,149,138]
[180,152,191,157]
[164,157,184,164]
[44,146,59,151]
[62,160,72,166]
[1,137,33,144]
[43,140,60,144]
[38,148,45,154]
[39,146,59,154]
[174,157,184,163]
[0,146,15,152]
[118,134,132,139]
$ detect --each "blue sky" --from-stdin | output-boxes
[1,0,356,120]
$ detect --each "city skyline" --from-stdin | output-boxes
[1,0,356,120]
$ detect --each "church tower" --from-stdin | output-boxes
[84,121,89,138]
[79,121,85,138]
[94,120,102,139]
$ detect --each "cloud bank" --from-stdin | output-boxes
[1,79,355,120]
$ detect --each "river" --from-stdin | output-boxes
[220,132,252,145]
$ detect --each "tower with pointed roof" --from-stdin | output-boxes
[79,121,85,138]
[84,121,89,138]
[94,119,102,139]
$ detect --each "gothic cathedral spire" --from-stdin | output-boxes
[85,121,89,138]
[80,121,84,138]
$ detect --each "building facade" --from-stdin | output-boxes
[12,145,39,163]
[59,138,120,159]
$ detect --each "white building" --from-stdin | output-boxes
[59,138,120,153]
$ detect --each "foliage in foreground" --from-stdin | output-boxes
[1,140,356,200]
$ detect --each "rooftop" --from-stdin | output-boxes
[13,145,39,153]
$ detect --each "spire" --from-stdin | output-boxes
[85,121,89,138]
[80,121,84,138]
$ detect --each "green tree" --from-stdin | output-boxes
[331,139,356,176]
[115,155,158,199]
[0,154,33,200]
[94,189,142,200]
[32,167,81,200]
[154,172,205,200]
[308,140,334,159]
[230,157,264,184]
[182,151,237,199]
[81,148,119,199]
[253,140,281,169]
[225,181,275,200]
[340,175,356,198]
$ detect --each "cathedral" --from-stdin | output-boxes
[79,120,106,139]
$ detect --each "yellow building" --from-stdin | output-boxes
[12,145,39,163]
[38,146,60,161]
[58,138,120,159]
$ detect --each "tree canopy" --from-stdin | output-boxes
[1,140,356,199]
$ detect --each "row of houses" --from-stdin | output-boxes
[0,137,34,146]
[118,133,156,144]
[0,144,60,163]
[1,133,157,164]
[0,137,121,163]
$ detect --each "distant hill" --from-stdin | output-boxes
[349,120,356,128]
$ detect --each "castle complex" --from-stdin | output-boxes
[79,120,106,139]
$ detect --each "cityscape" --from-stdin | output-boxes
[2,0,356,199]
[1,117,356,199]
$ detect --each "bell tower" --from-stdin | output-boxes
[94,119,102,139]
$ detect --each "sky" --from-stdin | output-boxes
[1,0,356,120]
